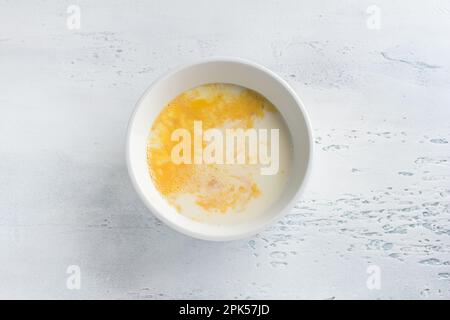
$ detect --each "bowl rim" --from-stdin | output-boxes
[126,56,313,241]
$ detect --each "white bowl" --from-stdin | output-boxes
[126,57,312,241]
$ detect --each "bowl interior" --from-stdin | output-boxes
[127,59,312,240]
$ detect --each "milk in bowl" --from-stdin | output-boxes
[147,83,292,226]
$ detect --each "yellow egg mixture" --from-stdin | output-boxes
[147,83,291,224]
